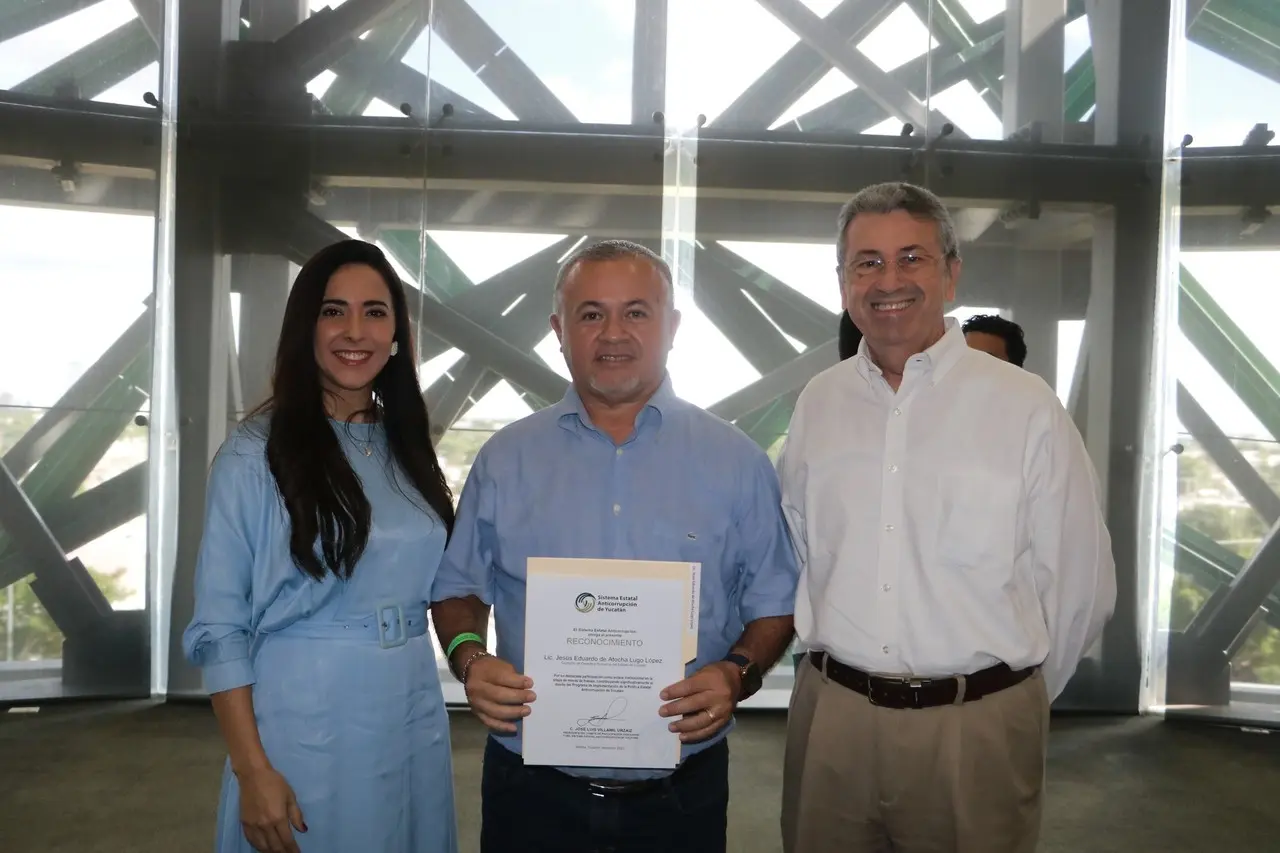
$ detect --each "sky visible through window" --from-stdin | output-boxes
[0,0,1277,442]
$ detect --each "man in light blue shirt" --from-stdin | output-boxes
[431,239,799,853]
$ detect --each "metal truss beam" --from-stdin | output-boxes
[709,339,838,423]
[631,0,667,125]
[0,459,111,638]
[785,30,1003,134]
[320,5,426,117]
[755,0,953,133]
[1182,148,1280,206]
[12,17,157,101]
[8,92,1278,211]
[274,0,408,85]
[427,358,488,433]
[0,462,146,591]
[1184,516,1280,667]
[714,0,896,130]
[2,305,151,480]
[694,261,798,374]
[413,236,568,420]
[900,0,1004,120]
[329,39,492,122]
[309,123,1150,203]
[128,0,165,48]
[0,0,98,43]
[431,0,575,123]
[1177,384,1280,525]
[8,160,1275,253]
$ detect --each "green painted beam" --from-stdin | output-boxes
[321,5,425,117]
[1064,48,1095,123]
[12,17,157,100]
[21,355,149,507]
[1179,265,1280,442]
[741,389,801,452]
[1169,523,1280,631]
[379,229,474,301]
[1190,3,1280,85]
[0,353,148,561]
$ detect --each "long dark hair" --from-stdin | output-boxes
[247,239,455,581]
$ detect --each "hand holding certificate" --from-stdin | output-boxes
[522,558,700,769]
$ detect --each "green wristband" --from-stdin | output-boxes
[446,632,485,658]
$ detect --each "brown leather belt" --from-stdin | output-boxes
[809,650,1037,709]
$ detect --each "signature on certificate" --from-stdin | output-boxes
[574,697,628,730]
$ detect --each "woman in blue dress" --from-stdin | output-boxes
[183,239,459,853]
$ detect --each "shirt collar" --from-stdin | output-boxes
[554,372,677,435]
[854,317,968,384]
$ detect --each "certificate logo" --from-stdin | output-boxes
[575,592,597,613]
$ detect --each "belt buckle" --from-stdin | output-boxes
[376,602,407,649]
[587,780,626,798]
[868,675,925,709]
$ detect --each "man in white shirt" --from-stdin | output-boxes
[777,181,1116,853]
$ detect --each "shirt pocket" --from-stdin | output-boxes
[649,519,724,566]
[650,519,728,630]
[935,470,1020,572]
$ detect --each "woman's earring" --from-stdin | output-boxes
[390,341,399,357]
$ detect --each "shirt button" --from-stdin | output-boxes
[882,583,891,592]
[616,448,623,456]
[882,645,890,654]
[893,408,902,416]
[888,464,898,473]
[613,503,621,515]
[884,524,894,532]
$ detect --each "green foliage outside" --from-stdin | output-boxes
[2,568,132,660]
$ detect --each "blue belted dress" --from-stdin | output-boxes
[183,418,457,853]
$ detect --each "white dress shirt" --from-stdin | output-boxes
[777,318,1116,700]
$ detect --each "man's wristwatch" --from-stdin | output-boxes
[723,653,763,702]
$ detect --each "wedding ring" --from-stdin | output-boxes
[706,708,715,721]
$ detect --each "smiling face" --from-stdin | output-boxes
[841,209,959,368]
[313,262,396,419]
[549,256,679,408]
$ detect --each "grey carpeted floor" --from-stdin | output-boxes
[0,701,1277,851]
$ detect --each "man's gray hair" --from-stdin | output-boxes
[835,182,961,270]
[552,239,674,314]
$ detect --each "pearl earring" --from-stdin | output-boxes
[390,341,399,356]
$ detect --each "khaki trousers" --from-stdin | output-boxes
[781,654,1048,853]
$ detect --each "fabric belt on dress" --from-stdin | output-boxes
[274,602,428,649]
[530,737,725,797]
[808,650,1037,710]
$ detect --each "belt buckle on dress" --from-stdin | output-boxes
[376,602,407,649]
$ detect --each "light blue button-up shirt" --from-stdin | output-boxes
[433,375,799,780]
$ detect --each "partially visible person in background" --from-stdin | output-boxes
[183,239,459,853]
[962,313,1027,367]
[838,310,863,361]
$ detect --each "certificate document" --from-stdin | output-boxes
[522,558,698,769]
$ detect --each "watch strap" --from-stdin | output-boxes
[722,652,751,668]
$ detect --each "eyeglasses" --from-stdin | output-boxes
[842,252,939,280]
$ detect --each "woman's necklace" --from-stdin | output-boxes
[342,420,375,457]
